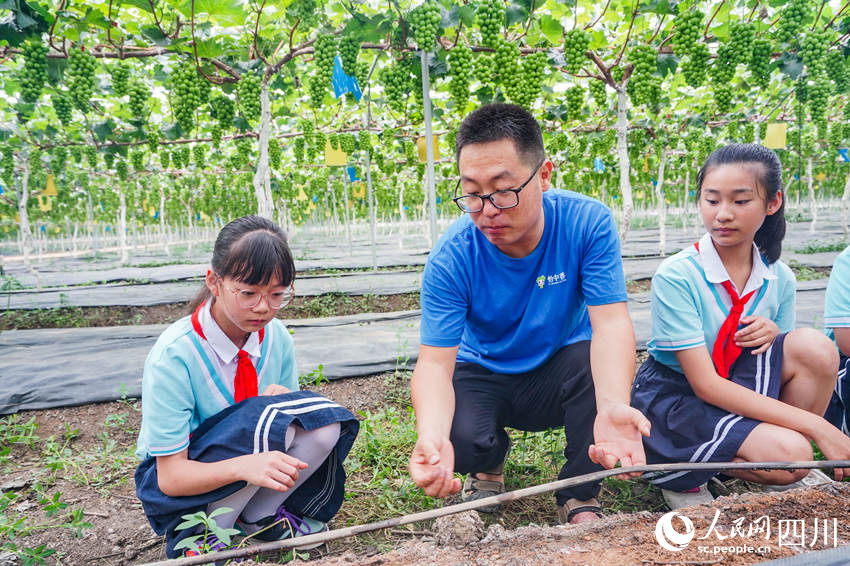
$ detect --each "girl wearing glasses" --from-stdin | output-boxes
[135,215,358,559]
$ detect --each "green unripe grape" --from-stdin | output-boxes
[800,30,830,75]
[776,0,809,46]
[478,0,504,48]
[171,63,204,133]
[308,74,326,109]
[565,86,584,120]
[795,76,808,104]
[563,29,590,75]
[128,81,149,121]
[714,83,733,114]
[294,136,305,163]
[358,130,372,152]
[268,138,281,169]
[52,91,73,126]
[287,0,317,27]
[70,145,82,163]
[210,94,236,129]
[339,133,356,154]
[672,10,703,57]
[111,63,130,97]
[409,1,442,52]
[210,124,222,149]
[104,152,115,169]
[147,129,160,154]
[19,40,49,103]
[171,149,182,169]
[808,72,830,122]
[85,145,97,168]
[511,51,547,108]
[379,62,408,113]
[66,46,98,113]
[339,36,360,77]
[728,22,755,65]
[193,144,205,169]
[749,39,772,89]
[314,36,337,82]
[131,151,145,172]
[589,80,607,107]
[159,149,170,169]
[448,44,473,112]
[238,74,262,123]
[826,51,848,93]
[759,122,767,142]
[743,122,755,143]
[710,42,736,84]
[627,45,657,106]
[116,159,128,182]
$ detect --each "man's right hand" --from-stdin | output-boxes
[408,434,461,498]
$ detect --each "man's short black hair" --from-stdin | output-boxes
[454,103,545,167]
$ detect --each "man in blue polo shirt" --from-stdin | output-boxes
[408,103,650,524]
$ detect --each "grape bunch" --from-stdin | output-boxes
[1,146,14,185]
[801,30,830,74]
[50,146,67,174]
[548,132,568,154]
[116,159,128,182]
[510,51,547,108]
[67,47,98,113]
[448,44,473,112]
[410,1,441,52]
[494,38,521,91]
[710,43,736,84]
[749,38,772,89]
[314,36,337,83]
[288,0,317,26]
[826,51,848,93]
[680,42,709,88]
[328,132,339,150]
[85,145,97,168]
[238,74,262,123]
[829,122,844,149]
[627,45,657,106]
[171,63,203,133]
[155,148,168,170]
[111,63,130,97]
[312,131,325,160]
[339,133,356,154]
[268,138,281,169]
[193,144,206,169]
[307,75,326,109]
[19,41,48,103]
[129,81,149,121]
[843,122,850,143]
[563,29,590,75]
[742,122,755,143]
[726,121,739,141]
[776,0,809,45]
[672,10,703,56]
[104,152,115,169]
[70,145,82,163]
[210,94,236,129]
[52,92,73,126]
[795,76,808,104]
[339,37,360,77]
[294,136,305,163]
[478,0,504,48]
[714,83,733,114]
[728,22,755,64]
[808,72,830,122]
[147,129,160,154]
[475,53,497,86]
[210,123,222,149]
[565,86,584,121]
[380,63,408,113]
[131,151,145,172]
[358,130,372,152]
[589,80,607,107]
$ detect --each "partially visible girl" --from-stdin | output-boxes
[135,215,358,558]
[824,244,850,436]
[631,143,850,509]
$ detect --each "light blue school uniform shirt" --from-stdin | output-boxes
[825,244,850,350]
[648,232,796,374]
[420,188,627,374]
[135,301,298,460]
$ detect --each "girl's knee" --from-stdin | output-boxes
[787,329,839,374]
[310,422,341,455]
[773,430,813,462]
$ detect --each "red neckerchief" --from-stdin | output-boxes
[695,242,756,379]
[191,301,264,402]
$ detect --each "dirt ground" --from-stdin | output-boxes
[3,373,849,566]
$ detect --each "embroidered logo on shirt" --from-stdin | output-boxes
[536,272,567,288]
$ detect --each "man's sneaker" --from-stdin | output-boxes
[761,468,833,492]
[661,484,715,510]
[237,507,328,550]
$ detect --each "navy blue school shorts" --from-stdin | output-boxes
[135,391,359,558]
[825,354,849,435]
[631,333,786,492]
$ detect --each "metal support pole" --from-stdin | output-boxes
[364,55,380,272]
[421,51,438,246]
[342,172,353,255]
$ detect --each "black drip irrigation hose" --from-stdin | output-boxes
[137,459,850,566]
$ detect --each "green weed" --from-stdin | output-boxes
[795,240,847,254]
[787,260,829,281]
[299,364,327,387]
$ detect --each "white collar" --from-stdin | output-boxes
[697,232,776,296]
[200,299,262,364]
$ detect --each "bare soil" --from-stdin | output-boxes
[4,370,849,566]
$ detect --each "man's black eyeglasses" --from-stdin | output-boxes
[452,158,546,214]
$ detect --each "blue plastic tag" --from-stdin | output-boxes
[332,55,362,101]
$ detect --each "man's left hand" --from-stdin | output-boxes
[589,403,650,479]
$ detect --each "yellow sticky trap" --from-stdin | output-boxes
[306,201,316,213]
[325,139,347,166]
[815,172,827,181]
[149,206,156,217]
[15,213,20,222]
[643,155,649,172]
[43,174,57,196]
[763,123,787,149]
[38,195,52,211]
[352,181,366,199]
[200,211,210,222]
[416,135,440,163]
[296,188,308,202]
